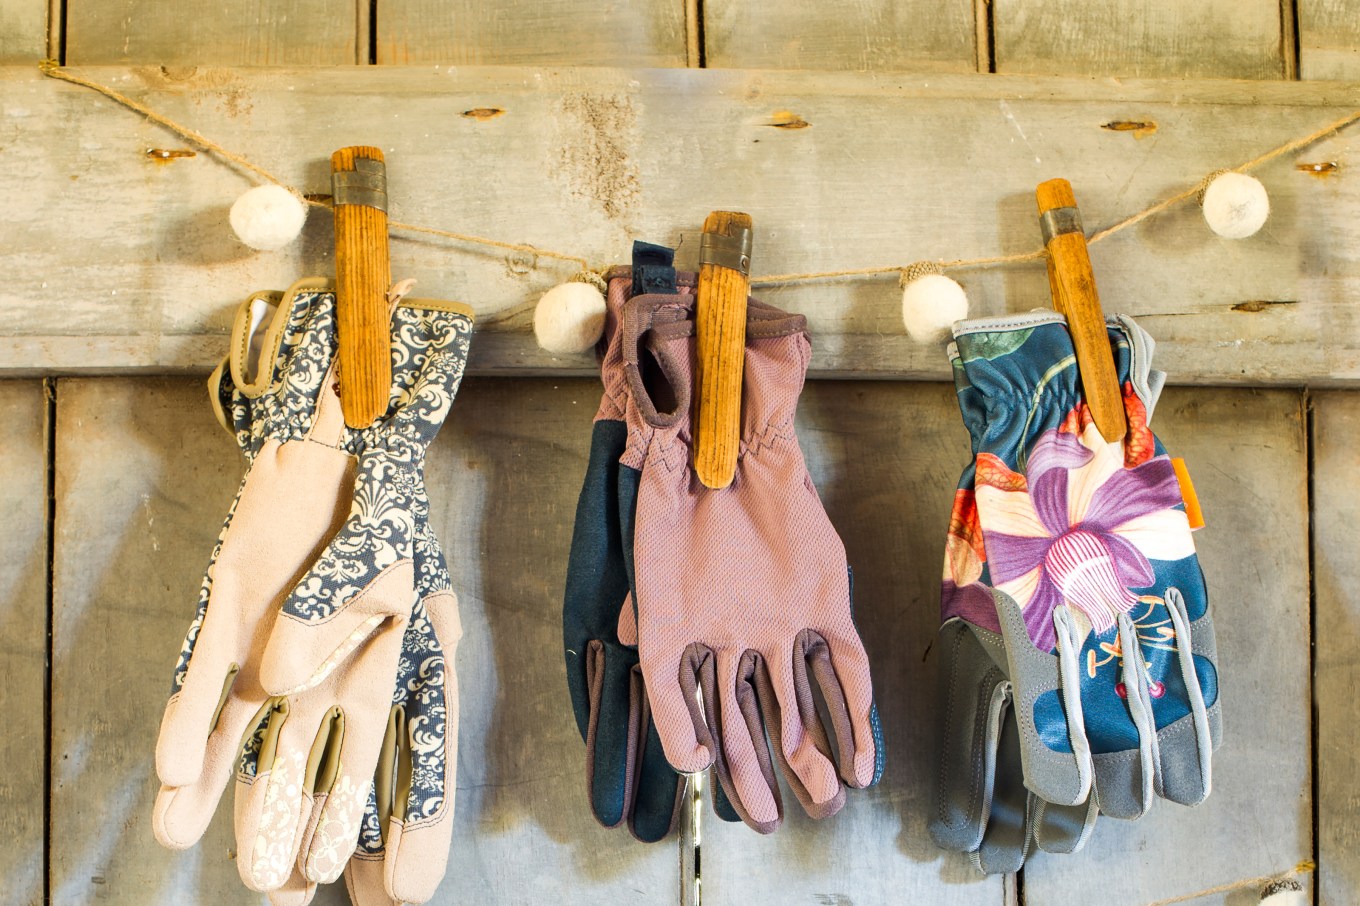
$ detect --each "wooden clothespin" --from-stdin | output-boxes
[694,211,753,490]
[1036,179,1127,443]
[331,146,392,429]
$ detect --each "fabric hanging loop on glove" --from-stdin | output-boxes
[931,311,1219,872]
[562,252,738,842]
[622,287,884,834]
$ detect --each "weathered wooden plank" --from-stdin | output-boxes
[5,66,1360,385]
[65,0,365,65]
[701,381,1005,905]
[49,376,679,904]
[993,0,1285,79]
[0,381,47,906]
[376,0,688,67]
[1313,391,1360,906]
[1299,0,1360,79]
[0,0,46,62]
[703,0,977,72]
[423,376,680,902]
[50,378,245,905]
[1024,389,1312,905]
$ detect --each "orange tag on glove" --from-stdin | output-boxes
[1172,458,1205,530]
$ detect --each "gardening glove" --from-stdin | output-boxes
[622,288,884,834]
[154,278,359,858]
[234,295,474,894]
[930,312,1219,872]
[563,255,738,842]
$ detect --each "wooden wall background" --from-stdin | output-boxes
[2,1,1359,904]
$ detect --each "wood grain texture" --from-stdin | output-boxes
[6,66,1360,383]
[0,0,46,62]
[375,0,687,66]
[331,146,392,428]
[1299,0,1360,79]
[701,381,1006,905]
[703,0,977,72]
[1312,391,1360,906]
[49,376,677,905]
[1037,179,1127,442]
[993,0,1285,78]
[0,382,47,906]
[65,0,364,65]
[694,211,751,490]
[1023,389,1312,905]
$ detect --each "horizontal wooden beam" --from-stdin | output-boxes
[3,64,1360,383]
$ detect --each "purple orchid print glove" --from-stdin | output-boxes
[930,312,1220,871]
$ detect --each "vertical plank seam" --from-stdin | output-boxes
[975,0,995,74]
[42,377,56,906]
[46,0,65,63]
[1281,0,1301,79]
[685,0,704,68]
[1305,389,1319,905]
[368,0,378,65]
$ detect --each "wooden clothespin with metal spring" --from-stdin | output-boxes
[1036,179,1127,443]
[694,211,753,490]
[331,146,392,429]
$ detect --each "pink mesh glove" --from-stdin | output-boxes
[621,290,884,834]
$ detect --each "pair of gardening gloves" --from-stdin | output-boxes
[930,312,1221,872]
[563,247,884,839]
[152,277,474,904]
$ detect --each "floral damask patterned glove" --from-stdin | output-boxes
[233,294,473,894]
[930,312,1220,871]
[153,279,472,903]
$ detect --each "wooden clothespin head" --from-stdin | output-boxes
[331,146,392,429]
[1035,179,1127,443]
[694,211,753,490]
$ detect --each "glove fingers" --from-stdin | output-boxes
[710,768,741,822]
[583,640,640,829]
[344,854,391,906]
[264,863,318,906]
[711,650,782,834]
[647,647,715,774]
[1091,613,1157,820]
[261,560,416,697]
[153,693,263,849]
[973,706,1032,875]
[235,698,312,892]
[995,593,1092,807]
[380,593,458,902]
[626,665,684,843]
[156,641,238,788]
[1031,796,1098,856]
[1152,587,1215,807]
[300,622,409,884]
[929,621,1007,855]
[800,628,881,789]
[763,643,846,820]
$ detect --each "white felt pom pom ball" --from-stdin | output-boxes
[230,184,308,251]
[1258,878,1306,906]
[901,262,969,343]
[1200,171,1269,240]
[534,275,608,354]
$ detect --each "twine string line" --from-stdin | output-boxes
[1145,859,1315,906]
[37,61,1360,286]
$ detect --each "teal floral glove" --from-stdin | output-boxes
[931,312,1220,871]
